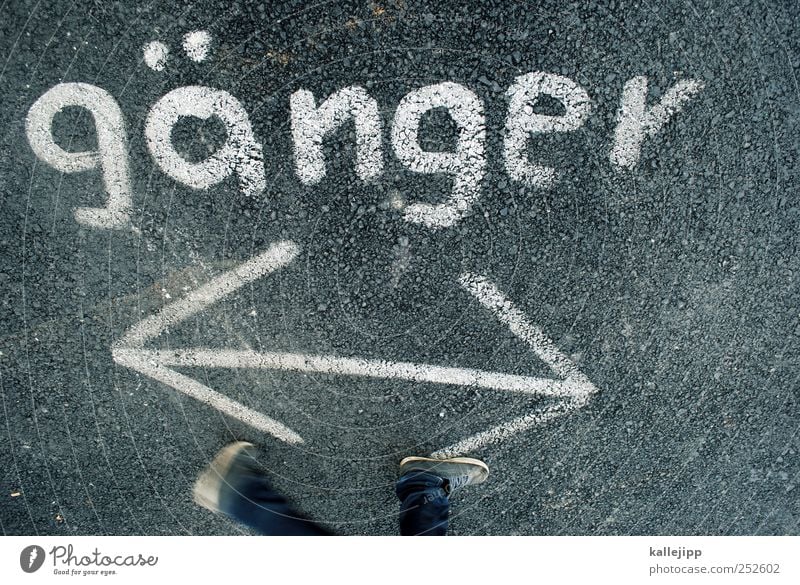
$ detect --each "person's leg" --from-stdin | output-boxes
[193,442,330,536]
[395,456,489,536]
[395,471,450,536]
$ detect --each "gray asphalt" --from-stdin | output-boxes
[1,0,798,535]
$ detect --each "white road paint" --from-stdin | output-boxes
[116,240,299,349]
[25,74,705,232]
[120,349,588,398]
[113,241,304,443]
[26,82,133,229]
[432,272,599,457]
[504,72,592,188]
[182,30,212,62]
[610,76,705,169]
[143,41,169,71]
[113,348,304,443]
[391,82,486,229]
[431,396,588,458]
[290,86,383,185]
[113,241,597,453]
[145,85,266,197]
[458,273,595,386]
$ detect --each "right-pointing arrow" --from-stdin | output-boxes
[431,273,598,457]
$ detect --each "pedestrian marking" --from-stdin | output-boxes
[459,273,593,385]
[113,348,305,444]
[504,71,592,188]
[112,241,598,453]
[391,81,486,228]
[432,397,587,458]
[26,82,133,229]
[143,41,169,72]
[28,74,703,232]
[113,241,304,444]
[610,76,706,169]
[430,274,598,457]
[145,85,266,198]
[182,30,212,63]
[117,349,589,398]
[291,86,383,185]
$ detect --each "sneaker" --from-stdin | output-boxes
[399,455,489,494]
[193,441,257,514]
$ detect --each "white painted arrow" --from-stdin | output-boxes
[112,240,598,454]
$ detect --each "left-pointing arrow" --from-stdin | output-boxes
[112,241,306,443]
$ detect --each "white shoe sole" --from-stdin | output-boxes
[399,455,489,484]
[193,441,254,513]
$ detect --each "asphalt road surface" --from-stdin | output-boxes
[1,0,798,535]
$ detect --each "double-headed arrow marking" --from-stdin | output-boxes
[112,241,597,456]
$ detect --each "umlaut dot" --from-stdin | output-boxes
[143,40,169,71]
[183,30,212,62]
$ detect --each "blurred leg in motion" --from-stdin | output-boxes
[193,442,330,536]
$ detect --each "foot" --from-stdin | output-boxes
[193,441,258,514]
[399,455,489,494]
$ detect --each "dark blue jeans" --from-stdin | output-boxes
[219,469,449,536]
[395,471,450,536]
[218,463,331,535]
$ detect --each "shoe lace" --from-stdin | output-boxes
[447,474,470,491]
